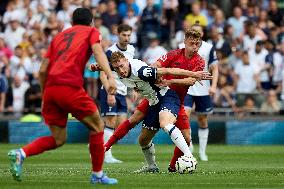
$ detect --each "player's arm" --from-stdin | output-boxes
[209,63,218,95]
[38,58,49,93]
[160,77,197,87]
[92,43,116,94]
[157,67,211,79]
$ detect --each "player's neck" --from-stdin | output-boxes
[184,51,194,59]
[116,43,127,51]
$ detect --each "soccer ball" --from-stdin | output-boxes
[175,155,198,174]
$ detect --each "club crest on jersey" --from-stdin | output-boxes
[143,68,153,77]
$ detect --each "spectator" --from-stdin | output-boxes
[233,51,262,107]
[11,75,30,113]
[243,20,264,52]
[249,40,270,91]
[257,9,275,36]
[4,15,26,50]
[207,26,231,57]
[118,0,139,18]
[268,0,283,26]
[123,7,138,44]
[162,0,179,37]
[101,0,122,30]
[227,6,247,39]
[208,8,225,34]
[94,13,111,50]
[84,55,100,99]
[56,0,74,27]
[138,0,161,49]
[0,72,8,113]
[9,45,32,80]
[0,35,13,59]
[261,89,281,114]
[185,1,208,27]
[143,36,167,65]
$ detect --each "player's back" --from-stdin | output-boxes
[45,25,101,88]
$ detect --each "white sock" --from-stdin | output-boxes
[104,127,114,158]
[141,142,156,167]
[92,170,103,178]
[198,128,209,155]
[164,124,193,157]
[20,148,26,158]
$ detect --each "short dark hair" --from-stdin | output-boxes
[117,24,132,33]
[72,8,93,26]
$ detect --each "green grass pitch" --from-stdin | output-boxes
[0,144,283,189]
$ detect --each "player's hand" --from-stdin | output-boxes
[89,64,101,71]
[107,77,117,95]
[157,79,172,87]
[194,71,212,81]
[209,86,217,96]
[187,77,197,86]
[107,94,116,107]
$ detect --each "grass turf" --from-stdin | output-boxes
[0,144,283,189]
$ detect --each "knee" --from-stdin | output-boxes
[55,137,66,147]
[138,135,149,147]
[197,115,208,128]
[129,111,145,126]
[105,116,117,127]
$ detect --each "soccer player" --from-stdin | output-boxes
[108,51,202,172]
[102,28,208,172]
[100,24,135,163]
[7,8,118,185]
[182,23,219,161]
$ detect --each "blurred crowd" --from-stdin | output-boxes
[0,0,283,118]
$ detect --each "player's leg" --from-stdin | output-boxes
[135,128,159,173]
[159,91,193,158]
[184,94,194,152]
[8,86,68,181]
[104,99,149,150]
[197,114,209,161]
[71,87,117,185]
[168,106,192,172]
[105,93,128,163]
[195,95,213,161]
[99,88,120,163]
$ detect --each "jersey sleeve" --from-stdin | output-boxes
[89,28,102,46]
[208,47,218,65]
[131,59,157,81]
[157,50,176,67]
[137,66,157,82]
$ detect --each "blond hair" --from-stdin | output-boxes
[110,51,126,65]
[185,28,202,40]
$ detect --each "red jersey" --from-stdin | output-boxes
[44,25,101,88]
[158,48,205,102]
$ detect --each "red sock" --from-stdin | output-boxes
[22,136,57,157]
[89,132,104,172]
[169,147,184,169]
[105,120,132,151]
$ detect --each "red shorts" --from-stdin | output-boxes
[136,99,190,130]
[175,105,190,130]
[42,85,98,127]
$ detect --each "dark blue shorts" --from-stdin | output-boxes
[184,94,213,114]
[142,90,180,131]
[100,88,127,116]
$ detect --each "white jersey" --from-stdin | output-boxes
[180,41,218,96]
[120,59,168,106]
[105,43,135,95]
